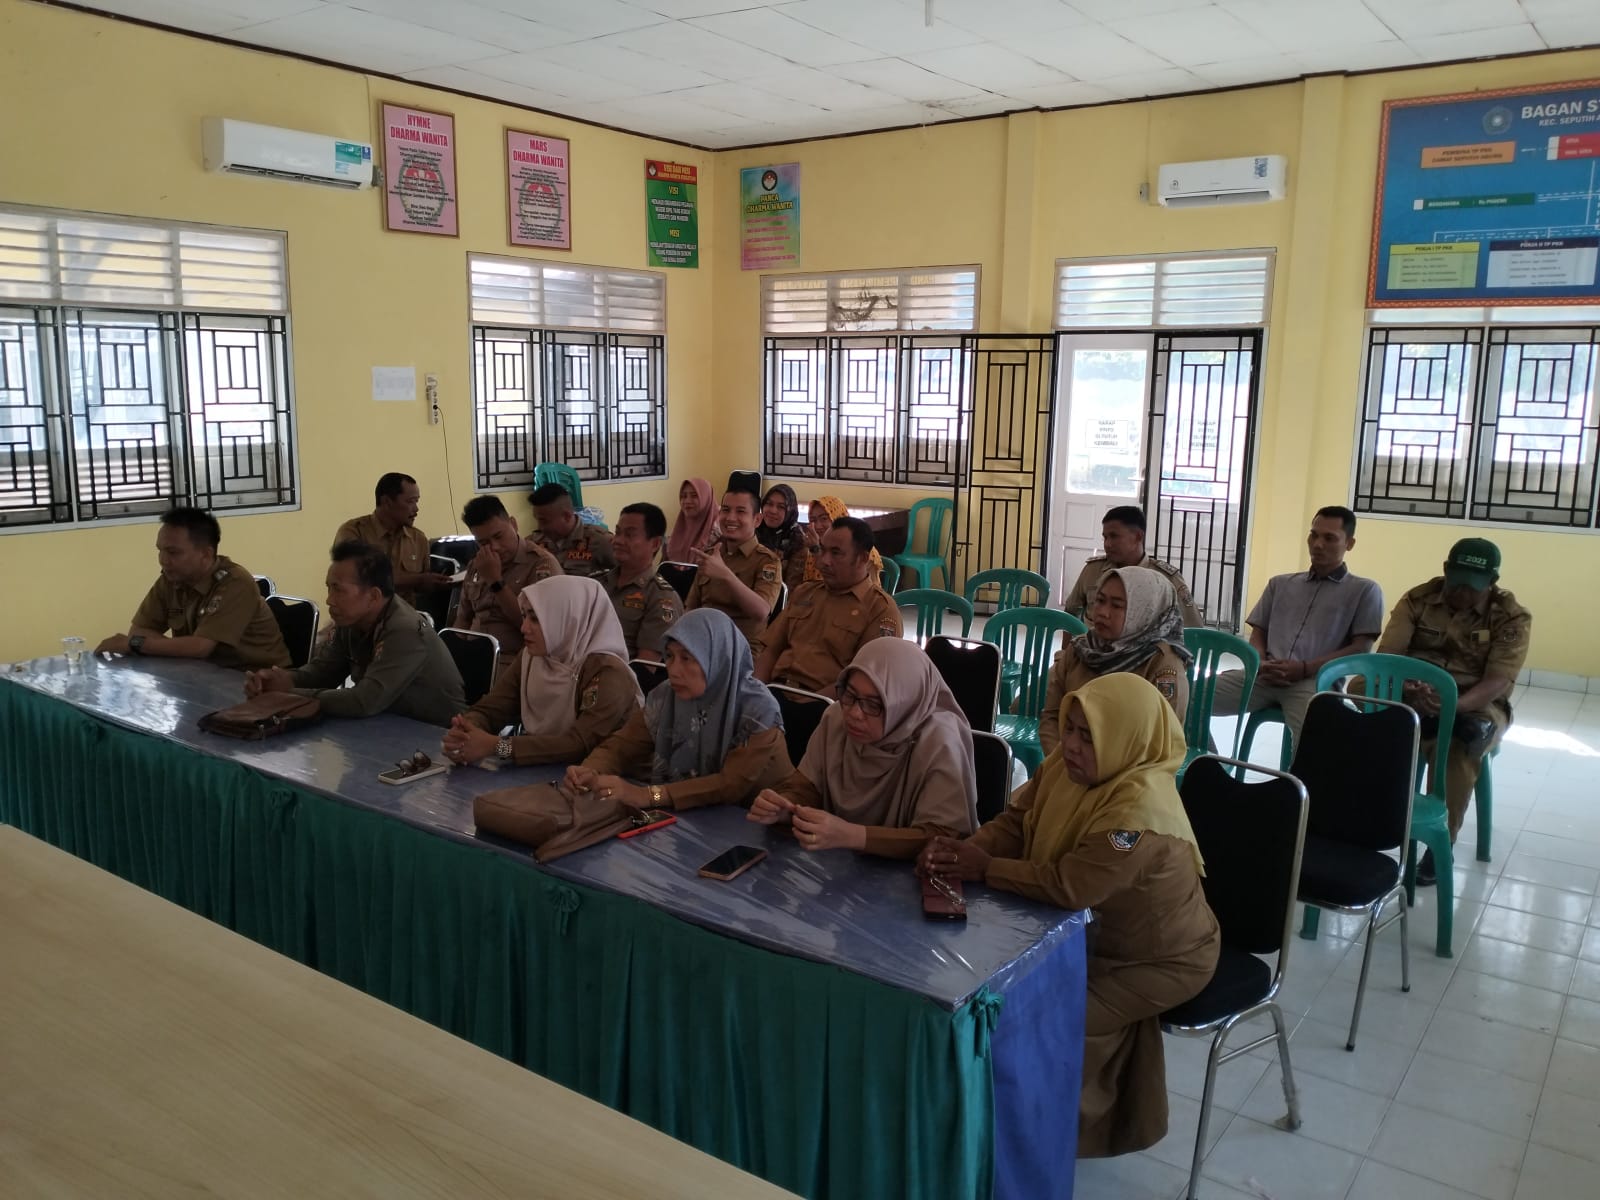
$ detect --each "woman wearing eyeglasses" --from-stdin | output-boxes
[564,609,792,809]
[748,637,977,856]
[917,673,1218,1157]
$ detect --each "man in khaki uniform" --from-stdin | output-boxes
[334,472,450,606]
[756,517,901,693]
[1377,537,1531,883]
[529,483,615,577]
[603,501,682,661]
[245,541,464,726]
[685,483,782,651]
[457,495,561,669]
[97,506,289,670]
[1064,505,1201,627]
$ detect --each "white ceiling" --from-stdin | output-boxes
[68,0,1600,148]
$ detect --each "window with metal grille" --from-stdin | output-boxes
[1355,322,1600,528]
[0,206,295,529]
[1054,252,1273,329]
[760,267,978,483]
[469,254,666,489]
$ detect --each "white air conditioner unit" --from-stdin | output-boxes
[202,117,373,190]
[1154,155,1286,208]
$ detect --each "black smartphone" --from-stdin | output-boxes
[697,845,767,881]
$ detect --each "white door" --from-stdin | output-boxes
[1045,335,1154,599]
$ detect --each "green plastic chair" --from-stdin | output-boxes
[534,462,584,509]
[895,588,973,645]
[1239,702,1294,770]
[1180,628,1260,779]
[879,557,901,594]
[983,609,1084,775]
[1308,652,1461,959]
[1473,747,1497,864]
[890,497,955,590]
[962,567,1051,614]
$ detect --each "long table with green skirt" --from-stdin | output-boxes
[0,656,1086,1200]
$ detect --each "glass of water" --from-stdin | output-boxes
[61,636,86,668]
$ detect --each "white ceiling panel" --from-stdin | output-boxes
[64,0,1600,148]
[903,44,1072,94]
[344,1,582,54]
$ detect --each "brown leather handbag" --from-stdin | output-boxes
[198,692,323,740]
[473,781,634,863]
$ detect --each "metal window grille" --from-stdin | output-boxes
[469,255,666,488]
[1055,252,1272,329]
[1354,324,1600,528]
[759,267,977,483]
[0,205,295,529]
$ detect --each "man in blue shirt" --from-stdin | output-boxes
[1211,506,1384,748]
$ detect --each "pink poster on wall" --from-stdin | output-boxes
[381,103,458,236]
[506,129,571,250]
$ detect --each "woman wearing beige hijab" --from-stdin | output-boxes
[1039,565,1192,755]
[444,575,642,766]
[749,637,976,857]
[920,673,1219,1157]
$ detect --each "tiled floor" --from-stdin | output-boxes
[1073,683,1600,1200]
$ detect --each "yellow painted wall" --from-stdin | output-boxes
[6,0,1600,674]
[0,0,717,663]
[716,53,1600,676]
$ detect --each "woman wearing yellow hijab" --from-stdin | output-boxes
[919,673,1219,1158]
[802,496,882,584]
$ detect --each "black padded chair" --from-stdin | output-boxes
[769,683,832,768]
[1161,755,1309,1200]
[421,554,460,630]
[429,535,478,570]
[265,594,319,669]
[769,582,789,623]
[970,729,1014,824]
[658,562,698,604]
[438,627,499,706]
[254,575,275,599]
[1292,691,1420,1050]
[630,658,668,695]
[924,635,1001,733]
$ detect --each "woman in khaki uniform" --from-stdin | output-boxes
[749,637,976,858]
[444,576,642,767]
[565,609,791,809]
[1039,565,1191,755]
[922,673,1219,1157]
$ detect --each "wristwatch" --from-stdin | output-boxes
[649,784,665,807]
[496,736,513,760]
[489,580,504,593]
[128,635,146,655]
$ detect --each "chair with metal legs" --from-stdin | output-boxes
[1161,754,1309,1200]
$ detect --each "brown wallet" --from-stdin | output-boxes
[921,874,968,921]
[198,692,322,740]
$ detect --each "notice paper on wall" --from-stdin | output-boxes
[372,366,416,402]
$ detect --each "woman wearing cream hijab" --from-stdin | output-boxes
[749,637,976,857]
[1039,565,1191,755]
[444,575,642,766]
[920,673,1219,1157]
[801,496,883,584]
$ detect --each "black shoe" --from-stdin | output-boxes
[1416,848,1437,887]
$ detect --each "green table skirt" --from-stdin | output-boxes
[0,684,996,1199]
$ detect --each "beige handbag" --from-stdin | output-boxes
[198,692,322,740]
[473,780,634,862]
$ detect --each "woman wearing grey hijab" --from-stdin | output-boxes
[566,608,792,809]
[1039,565,1192,755]
[749,637,977,858]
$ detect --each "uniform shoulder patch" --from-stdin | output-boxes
[877,622,897,638]
[1108,829,1142,851]
[759,565,779,583]
[1154,673,1177,700]
[580,681,601,712]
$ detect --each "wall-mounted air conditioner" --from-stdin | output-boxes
[202,117,373,190]
[1154,155,1287,208]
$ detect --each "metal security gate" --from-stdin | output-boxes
[1142,331,1263,631]
[952,336,1057,597]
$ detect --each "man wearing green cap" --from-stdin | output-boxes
[1377,537,1532,884]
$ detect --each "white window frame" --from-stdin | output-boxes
[1054,250,1274,330]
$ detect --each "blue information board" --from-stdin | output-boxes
[1370,79,1600,306]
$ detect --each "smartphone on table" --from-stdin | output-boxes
[697,845,767,881]
[618,809,678,839]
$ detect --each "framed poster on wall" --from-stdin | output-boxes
[1369,78,1600,306]
[381,103,458,236]
[506,129,571,250]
